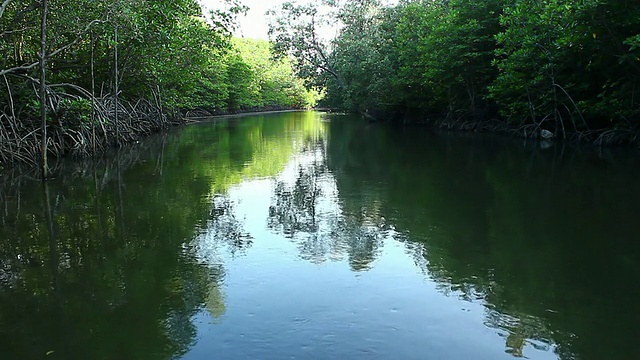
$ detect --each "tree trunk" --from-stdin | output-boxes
[39,0,48,179]
[91,30,96,155]
[114,26,119,145]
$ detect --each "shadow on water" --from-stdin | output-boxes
[1,111,640,359]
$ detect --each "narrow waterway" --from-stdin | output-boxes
[1,111,639,359]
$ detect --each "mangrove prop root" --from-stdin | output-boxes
[0,81,180,167]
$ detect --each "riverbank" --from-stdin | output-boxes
[0,104,312,172]
[423,116,640,148]
[4,104,636,176]
[364,107,640,148]
[184,108,307,122]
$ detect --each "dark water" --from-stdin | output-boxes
[1,111,640,359]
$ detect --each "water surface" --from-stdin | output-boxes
[1,111,639,359]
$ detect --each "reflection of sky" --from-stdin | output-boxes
[186,133,558,359]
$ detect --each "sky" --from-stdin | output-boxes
[200,0,399,40]
[200,0,286,40]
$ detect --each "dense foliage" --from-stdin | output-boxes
[0,0,315,167]
[270,0,640,143]
[227,38,320,112]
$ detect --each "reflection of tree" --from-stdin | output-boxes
[268,164,323,236]
[0,136,219,359]
[325,115,640,359]
[205,276,227,320]
[208,196,253,254]
[267,139,387,271]
[0,111,331,358]
[336,218,384,272]
[485,309,553,358]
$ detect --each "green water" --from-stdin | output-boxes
[1,111,639,359]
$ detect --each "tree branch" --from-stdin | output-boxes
[1,26,30,38]
[0,63,39,77]
[308,13,342,87]
[0,19,104,77]
[48,19,104,58]
[0,0,12,21]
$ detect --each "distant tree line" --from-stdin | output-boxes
[0,0,317,171]
[269,0,640,145]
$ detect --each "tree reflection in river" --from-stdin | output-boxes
[269,164,323,236]
[266,138,389,271]
[2,112,640,359]
[0,112,329,358]
[325,116,640,359]
[0,136,227,359]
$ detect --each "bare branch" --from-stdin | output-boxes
[1,26,30,38]
[0,62,39,77]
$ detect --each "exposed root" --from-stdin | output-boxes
[594,128,639,147]
[423,113,640,147]
[0,79,182,167]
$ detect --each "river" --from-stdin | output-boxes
[1,111,639,359]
